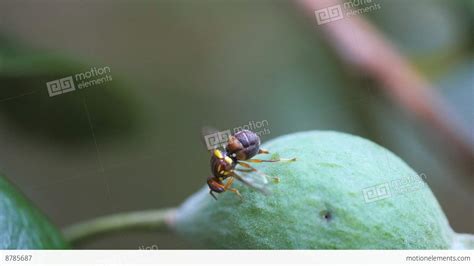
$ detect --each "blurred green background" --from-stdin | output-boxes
[0,0,472,249]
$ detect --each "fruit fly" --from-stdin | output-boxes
[205,129,296,200]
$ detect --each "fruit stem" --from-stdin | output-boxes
[62,208,177,246]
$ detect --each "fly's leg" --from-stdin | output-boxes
[223,177,242,200]
[246,158,296,163]
[256,148,296,162]
[208,176,242,200]
[209,190,218,200]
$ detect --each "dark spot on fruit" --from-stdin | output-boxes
[320,210,332,222]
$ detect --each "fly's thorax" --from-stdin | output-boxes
[210,149,235,178]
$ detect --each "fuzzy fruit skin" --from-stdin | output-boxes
[174,131,456,249]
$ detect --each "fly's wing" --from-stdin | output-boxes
[201,126,232,152]
[233,165,271,195]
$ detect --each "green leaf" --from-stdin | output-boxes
[173,131,470,249]
[0,175,68,249]
[0,36,141,145]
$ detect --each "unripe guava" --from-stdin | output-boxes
[173,131,473,249]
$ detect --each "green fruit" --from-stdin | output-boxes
[174,131,473,249]
[0,176,68,249]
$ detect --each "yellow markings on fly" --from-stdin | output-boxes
[214,149,224,159]
[214,150,233,176]
[224,156,233,165]
[220,171,230,176]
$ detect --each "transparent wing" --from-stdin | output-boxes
[201,126,220,138]
[233,165,273,195]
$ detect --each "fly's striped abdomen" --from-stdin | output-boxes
[227,130,260,160]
